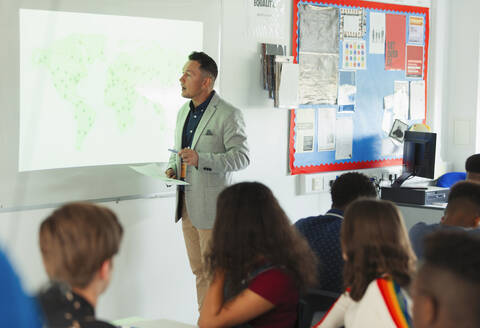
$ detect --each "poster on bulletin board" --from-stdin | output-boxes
[288,0,429,175]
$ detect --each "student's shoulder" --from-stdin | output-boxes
[295,214,341,232]
[249,268,298,304]
[251,267,294,285]
[294,215,319,228]
[409,221,440,237]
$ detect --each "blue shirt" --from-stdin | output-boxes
[0,249,43,327]
[181,91,215,149]
[409,222,480,259]
[294,209,344,293]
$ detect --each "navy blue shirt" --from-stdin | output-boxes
[181,91,215,149]
[294,209,344,293]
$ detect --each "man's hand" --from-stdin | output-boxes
[165,168,176,179]
[179,148,199,167]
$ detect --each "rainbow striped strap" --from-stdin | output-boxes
[377,278,412,328]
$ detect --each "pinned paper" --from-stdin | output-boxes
[406,45,423,78]
[386,14,406,71]
[338,71,356,111]
[318,108,336,151]
[295,109,315,153]
[369,12,385,54]
[384,94,394,110]
[408,16,424,44]
[343,39,366,70]
[382,109,395,134]
[389,119,408,143]
[410,80,425,120]
[335,117,353,160]
[394,81,409,122]
[340,8,366,39]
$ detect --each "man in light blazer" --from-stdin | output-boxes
[165,51,249,309]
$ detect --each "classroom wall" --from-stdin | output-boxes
[443,0,480,169]
[0,0,329,324]
[0,0,456,325]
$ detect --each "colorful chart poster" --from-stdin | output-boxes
[343,39,366,70]
[385,14,406,71]
[406,45,423,77]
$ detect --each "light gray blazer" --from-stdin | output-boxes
[167,92,250,229]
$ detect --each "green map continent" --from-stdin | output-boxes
[105,44,184,133]
[33,34,106,150]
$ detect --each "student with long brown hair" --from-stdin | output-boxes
[315,199,416,328]
[198,182,317,328]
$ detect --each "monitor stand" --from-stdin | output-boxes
[391,172,413,188]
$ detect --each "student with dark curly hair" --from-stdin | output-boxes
[198,182,317,328]
[315,199,416,328]
[295,172,377,293]
[411,231,480,328]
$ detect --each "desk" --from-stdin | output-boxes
[115,318,196,328]
[396,203,445,230]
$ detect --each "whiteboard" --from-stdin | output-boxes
[0,0,221,210]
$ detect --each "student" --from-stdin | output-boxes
[198,182,317,328]
[409,181,480,258]
[0,248,43,327]
[295,172,377,293]
[37,202,123,328]
[465,153,480,182]
[315,199,416,328]
[411,230,480,328]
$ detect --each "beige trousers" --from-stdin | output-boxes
[181,193,213,310]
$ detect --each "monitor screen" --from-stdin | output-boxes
[402,131,436,179]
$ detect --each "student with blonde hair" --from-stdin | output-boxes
[37,202,123,328]
[315,199,416,328]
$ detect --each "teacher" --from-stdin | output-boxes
[165,51,250,310]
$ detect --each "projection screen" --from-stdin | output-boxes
[0,0,221,210]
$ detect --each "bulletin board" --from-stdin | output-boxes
[288,0,429,175]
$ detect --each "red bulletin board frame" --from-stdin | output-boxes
[289,0,429,175]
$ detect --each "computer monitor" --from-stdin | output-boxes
[392,131,436,187]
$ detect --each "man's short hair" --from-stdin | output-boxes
[447,181,480,213]
[420,231,480,326]
[188,51,218,80]
[465,154,480,174]
[330,172,377,209]
[424,231,480,284]
[39,202,123,288]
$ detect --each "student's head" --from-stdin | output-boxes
[207,182,317,293]
[412,231,480,328]
[465,154,480,182]
[39,202,123,292]
[442,181,480,228]
[330,172,377,210]
[180,51,217,100]
[341,199,415,301]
